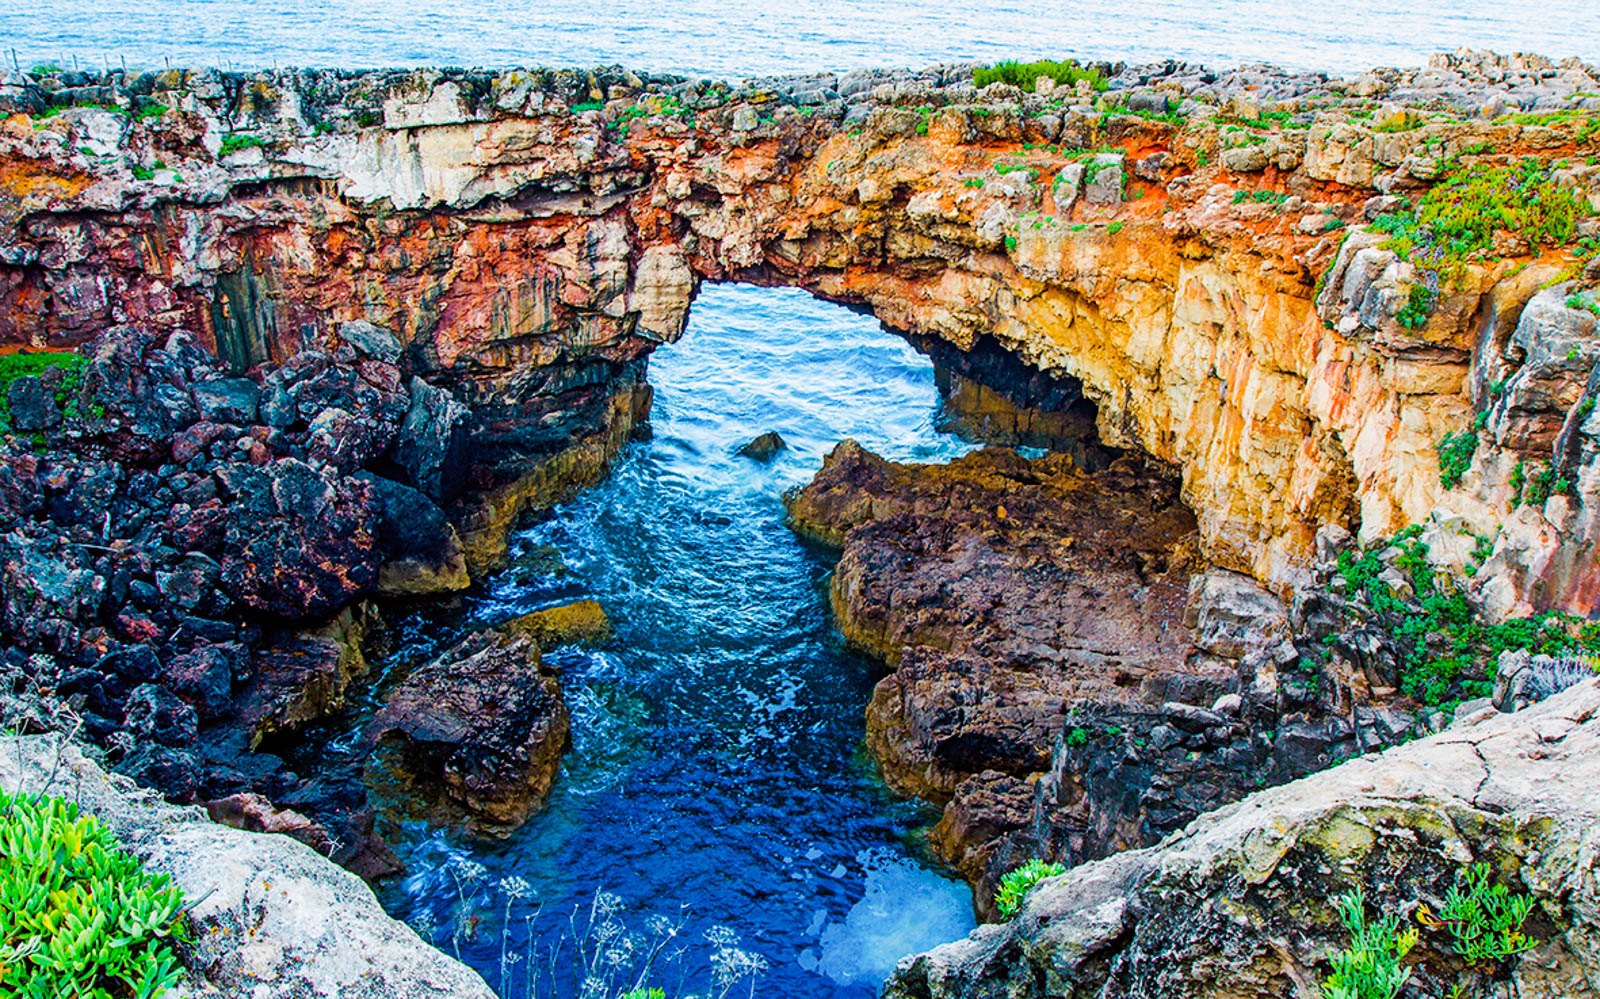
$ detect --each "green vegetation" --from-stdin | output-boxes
[1337,525,1600,707]
[217,133,267,156]
[1106,221,1124,235]
[619,990,666,999]
[1321,888,1416,999]
[1232,189,1290,205]
[0,352,85,432]
[1395,283,1436,331]
[1004,235,1018,253]
[1566,289,1600,318]
[1373,159,1590,326]
[973,59,1107,94]
[1440,863,1539,964]
[354,109,381,128]
[1435,426,1478,489]
[1321,866,1539,999]
[129,165,155,181]
[995,859,1067,918]
[1065,726,1089,747]
[569,100,605,113]
[0,789,188,998]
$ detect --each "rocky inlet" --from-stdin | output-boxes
[3,44,1600,999]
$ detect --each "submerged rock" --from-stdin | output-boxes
[367,629,568,832]
[500,599,613,648]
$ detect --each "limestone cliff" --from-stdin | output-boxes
[6,52,1600,614]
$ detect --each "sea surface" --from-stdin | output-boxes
[369,284,981,997]
[5,0,1600,79]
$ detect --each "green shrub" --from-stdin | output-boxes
[1336,527,1600,708]
[1395,283,1436,330]
[1439,863,1538,965]
[1321,888,1415,999]
[217,133,267,156]
[1436,427,1478,488]
[569,100,605,113]
[973,59,1107,94]
[0,789,188,998]
[995,859,1066,918]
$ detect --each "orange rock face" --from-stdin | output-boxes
[4,66,1600,610]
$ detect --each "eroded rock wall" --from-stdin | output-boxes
[8,55,1600,614]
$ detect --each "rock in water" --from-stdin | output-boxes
[500,599,613,648]
[738,431,787,461]
[367,630,568,832]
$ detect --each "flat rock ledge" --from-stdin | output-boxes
[0,735,494,999]
[885,679,1600,999]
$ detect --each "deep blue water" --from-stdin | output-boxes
[378,284,979,997]
[6,0,1600,79]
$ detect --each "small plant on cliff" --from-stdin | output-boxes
[1435,863,1539,965]
[995,859,1066,918]
[1395,283,1436,330]
[217,132,267,156]
[1436,426,1478,489]
[0,788,189,997]
[1321,887,1415,999]
[973,59,1107,94]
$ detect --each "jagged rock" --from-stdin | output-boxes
[499,599,612,648]
[7,374,58,429]
[354,471,469,597]
[1183,569,1292,660]
[866,647,1064,803]
[241,606,374,746]
[0,735,497,999]
[215,459,380,619]
[886,680,1600,999]
[367,629,568,832]
[123,682,200,747]
[390,378,469,503]
[192,378,260,424]
[737,431,787,461]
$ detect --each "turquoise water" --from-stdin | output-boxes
[382,284,979,997]
[7,0,1600,78]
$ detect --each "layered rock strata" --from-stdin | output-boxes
[6,51,1600,612]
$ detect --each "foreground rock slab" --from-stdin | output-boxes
[0,735,495,999]
[884,679,1600,999]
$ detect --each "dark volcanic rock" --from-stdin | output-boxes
[192,378,260,424]
[353,471,470,596]
[367,629,568,833]
[215,459,381,619]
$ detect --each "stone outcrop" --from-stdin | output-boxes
[0,734,495,999]
[366,628,569,832]
[885,678,1600,999]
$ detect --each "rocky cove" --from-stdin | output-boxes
[3,47,1600,998]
